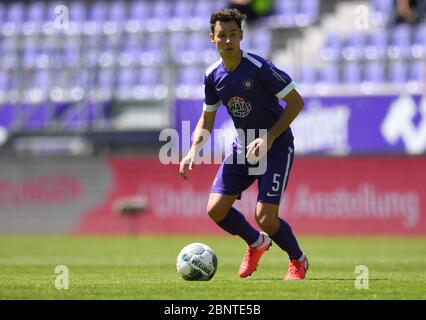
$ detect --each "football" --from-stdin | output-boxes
[176,243,218,281]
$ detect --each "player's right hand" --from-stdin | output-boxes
[179,152,195,180]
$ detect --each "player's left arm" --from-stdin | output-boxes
[246,89,304,160]
[267,89,304,145]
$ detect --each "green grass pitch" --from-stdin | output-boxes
[0,235,425,300]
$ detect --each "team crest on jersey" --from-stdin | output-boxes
[227,96,252,117]
[243,79,253,90]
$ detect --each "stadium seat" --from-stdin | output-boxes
[342,32,367,61]
[173,0,193,20]
[274,0,298,26]
[108,1,128,23]
[0,36,19,70]
[62,37,82,68]
[320,32,342,61]
[388,60,408,84]
[411,23,426,58]
[388,24,412,59]
[372,0,394,25]
[5,2,25,23]
[299,66,317,85]
[177,66,204,86]
[116,67,136,98]
[193,1,212,20]
[319,63,339,84]
[0,71,9,93]
[69,1,87,23]
[147,0,170,32]
[365,30,388,60]
[0,3,5,24]
[363,61,385,83]
[297,0,319,25]
[409,60,425,83]
[342,61,362,84]
[138,67,163,87]
[244,28,272,57]
[89,1,108,23]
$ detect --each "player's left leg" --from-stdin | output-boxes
[255,202,308,280]
[256,145,308,280]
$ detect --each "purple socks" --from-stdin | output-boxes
[216,207,259,245]
[270,218,303,260]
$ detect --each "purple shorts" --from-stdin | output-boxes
[211,143,295,205]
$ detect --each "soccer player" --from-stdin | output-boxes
[179,8,308,280]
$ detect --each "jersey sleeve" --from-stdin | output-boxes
[203,74,221,112]
[259,61,296,99]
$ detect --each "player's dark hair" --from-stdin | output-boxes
[210,8,247,33]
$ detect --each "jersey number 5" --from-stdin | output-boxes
[272,173,281,192]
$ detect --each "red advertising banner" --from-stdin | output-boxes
[77,156,426,235]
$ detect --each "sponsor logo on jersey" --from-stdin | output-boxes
[227,96,252,118]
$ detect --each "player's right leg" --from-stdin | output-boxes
[207,192,271,278]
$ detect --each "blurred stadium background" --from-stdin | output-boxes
[0,0,425,236]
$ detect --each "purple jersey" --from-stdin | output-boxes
[203,50,296,150]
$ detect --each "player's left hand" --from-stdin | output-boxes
[246,135,273,164]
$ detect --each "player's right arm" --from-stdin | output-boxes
[179,110,217,180]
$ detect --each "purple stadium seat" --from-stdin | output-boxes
[173,0,193,19]
[69,1,87,22]
[0,4,5,24]
[342,32,367,61]
[118,45,140,67]
[0,71,9,91]
[177,66,203,86]
[128,1,150,20]
[320,32,342,61]
[363,61,385,83]
[319,63,339,84]
[213,0,228,11]
[193,1,212,20]
[411,23,426,58]
[151,0,170,21]
[388,60,408,83]
[138,67,162,87]
[299,66,317,85]
[189,32,209,52]
[118,67,136,87]
[140,34,165,65]
[32,69,51,92]
[6,2,25,23]
[342,61,362,84]
[170,32,185,57]
[0,36,18,55]
[372,0,393,24]
[248,28,272,57]
[388,24,412,59]
[98,68,115,90]
[365,30,388,60]
[108,1,128,22]
[409,60,425,83]
[274,0,297,26]
[297,0,319,24]
[21,39,39,69]
[26,2,46,24]
[63,39,81,68]
[89,1,108,22]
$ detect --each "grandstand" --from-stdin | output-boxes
[0,0,424,155]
